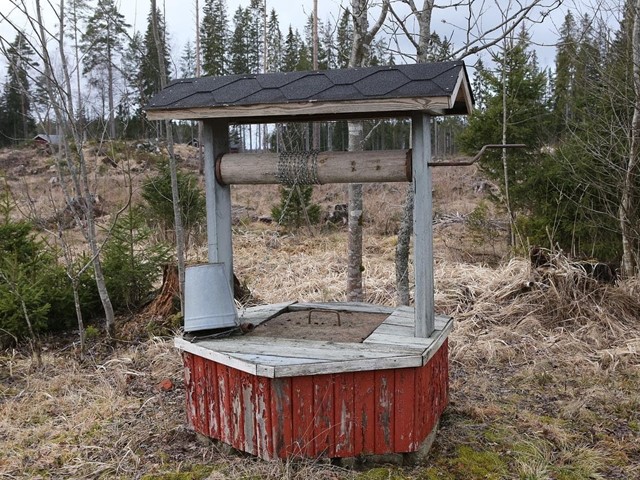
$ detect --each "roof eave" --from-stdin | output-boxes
[145,95,466,123]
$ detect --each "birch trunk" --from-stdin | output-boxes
[35,0,116,337]
[620,0,640,277]
[346,0,388,301]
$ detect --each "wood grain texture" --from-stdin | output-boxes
[181,339,449,460]
[146,96,452,122]
[219,150,410,185]
[412,113,435,338]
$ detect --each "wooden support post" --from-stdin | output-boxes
[203,119,234,295]
[412,113,434,338]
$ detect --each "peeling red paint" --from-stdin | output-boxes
[181,339,449,460]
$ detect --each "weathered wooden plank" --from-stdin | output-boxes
[237,301,297,326]
[204,358,220,439]
[354,371,375,455]
[193,355,209,436]
[189,334,425,355]
[239,371,257,455]
[412,112,435,338]
[291,376,315,457]
[229,365,245,450]
[433,340,449,419]
[394,368,416,452]
[271,355,422,378]
[183,353,197,429]
[374,370,395,454]
[334,372,355,457]
[271,378,293,458]
[364,332,436,349]
[254,375,273,460]
[373,323,416,336]
[374,318,450,337]
[231,353,322,366]
[313,374,335,457]
[219,150,410,185]
[146,96,452,122]
[421,324,453,365]
[289,302,395,314]
[175,337,258,376]
[414,355,432,441]
[382,312,450,329]
[200,342,419,365]
[217,364,232,446]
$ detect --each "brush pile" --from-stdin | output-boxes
[436,249,640,370]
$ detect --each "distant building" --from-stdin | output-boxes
[33,134,63,150]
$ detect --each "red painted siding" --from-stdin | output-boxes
[181,339,449,460]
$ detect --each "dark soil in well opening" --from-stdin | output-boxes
[245,310,389,343]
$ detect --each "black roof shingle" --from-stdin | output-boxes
[145,61,473,123]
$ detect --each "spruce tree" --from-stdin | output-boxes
[459,29,551,220]
[0,33,37,146]
[282,27,300,72]
[336,8,352,69]
[179,41,197,78]
[247,0,265,73]
[201,0,228,76]
[141,5,171,106]
[229,6,252,74]
[552,11,578,138]
[266,9,283,72]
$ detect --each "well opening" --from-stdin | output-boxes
[244,308,388,343]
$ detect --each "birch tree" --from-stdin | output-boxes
[1,0,118,337]
[346,0,389,302]
[620,0,640,276]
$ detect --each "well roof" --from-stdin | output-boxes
[145,61,473,123]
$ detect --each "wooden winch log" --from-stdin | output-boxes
[215,150,412,185]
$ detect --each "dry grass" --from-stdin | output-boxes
[1,147,638,478]
[1,235,639,479]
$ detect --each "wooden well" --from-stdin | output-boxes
[177,303,451,460]
[145,61,474,462]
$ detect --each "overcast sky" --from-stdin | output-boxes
[0,0,618,82]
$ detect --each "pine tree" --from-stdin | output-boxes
[81,0,130,138]
[0,33,37,146]
[201,0,228,76]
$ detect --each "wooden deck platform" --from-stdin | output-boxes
[175,302,452,378]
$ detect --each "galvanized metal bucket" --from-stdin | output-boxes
[184,263,238,332]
